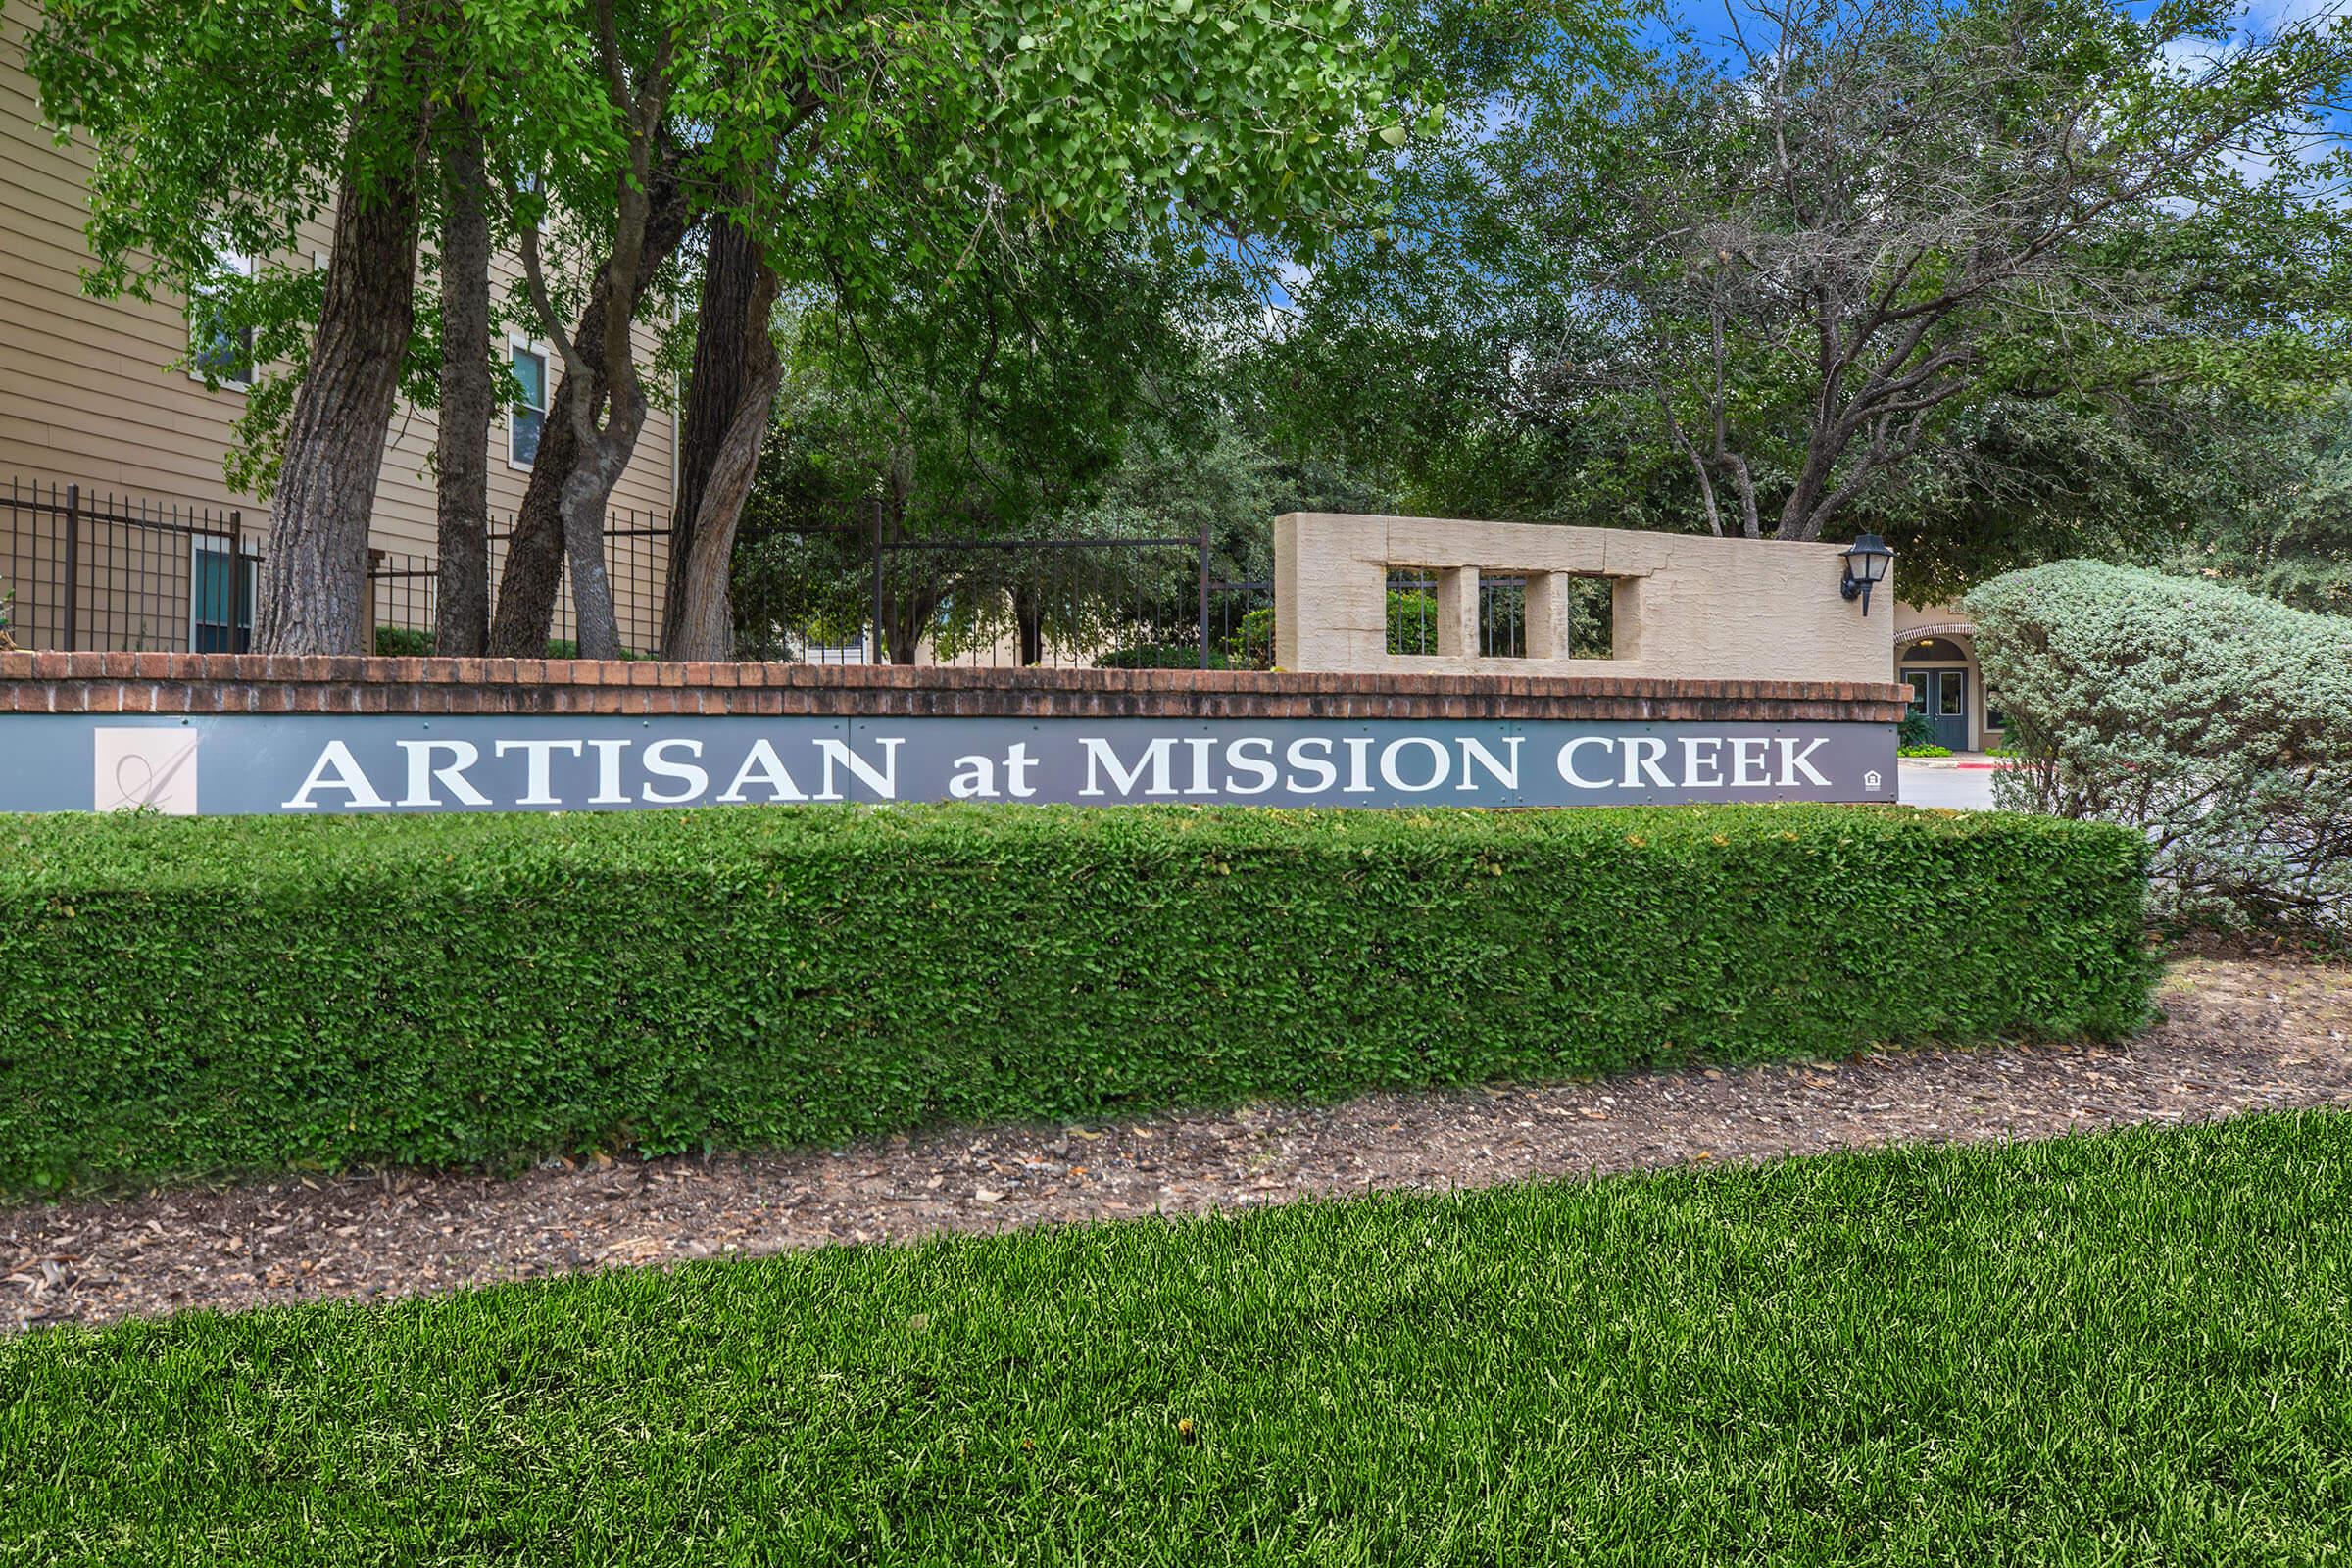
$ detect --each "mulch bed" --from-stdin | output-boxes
[8,956,2349,1334]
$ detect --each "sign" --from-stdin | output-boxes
[0,716,1897,815]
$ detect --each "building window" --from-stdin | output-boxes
[510,343,549,467]
[190,538,255,652]
[189,253,257,390]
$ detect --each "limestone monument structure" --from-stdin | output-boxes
[1274,514,1892,684]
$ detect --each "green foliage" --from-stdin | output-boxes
[1898,744,1954,759]
[1898,710,1938,749]
[369,629,648,660]
[370,627,434,658]
[1386,587,1438,655]
[0,804,2151,1193]
[2171,393,2352,614]
[1089,642,1228,670]
[1969,560,2352,937]
[9,1113,2350,1561]
[1220,590,1444,669]
[1229,606,1277,668]
[1274,0,2352,577]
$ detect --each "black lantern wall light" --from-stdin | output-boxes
[1839,533,1893,615]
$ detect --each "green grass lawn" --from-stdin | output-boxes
[6,1114,2350,1566]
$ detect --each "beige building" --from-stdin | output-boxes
[1,14,676,653]
[1893,600,2005,752]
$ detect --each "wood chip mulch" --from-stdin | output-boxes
[7,956,2348,1334]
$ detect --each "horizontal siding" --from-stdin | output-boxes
[0,20,677,564]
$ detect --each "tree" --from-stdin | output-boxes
[25,0,631,653]
[433,96,495,658]
[26,0,416,652]
[666,210,784,661]
[736,233,1212,664]
[2168,395,2352,615]
[1591,0,2352,542]
[1278,0,2352,568]
[646,0,1416,659]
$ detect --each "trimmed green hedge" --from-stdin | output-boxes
[0,804,2154,1192]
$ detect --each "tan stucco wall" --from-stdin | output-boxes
[0,16,676,555]
[1275,513,1894,684]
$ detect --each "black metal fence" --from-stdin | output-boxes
[2,477,1627,667]
[367,515,672,658]
[1,478,257,653]
[0,479,677,658]
[2,477,1253,665]
[718,521,1250,667]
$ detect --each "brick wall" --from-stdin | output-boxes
[0,652,1908,724]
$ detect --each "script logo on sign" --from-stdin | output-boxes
[93,727,200,814]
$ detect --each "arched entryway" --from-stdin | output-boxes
[1891,612,2003,752]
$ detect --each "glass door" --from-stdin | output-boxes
[1904,669,1970,750]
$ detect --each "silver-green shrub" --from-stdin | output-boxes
[1967,561,2352,936]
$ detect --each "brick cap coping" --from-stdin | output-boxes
[1,653,1907,723]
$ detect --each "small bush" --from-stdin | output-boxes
[1228,607,1276,669]
[542,639,651,662]
[1968,561,2352,937]
[1898,744,1953,759]
[371,630,653,661]
[1221,592,1446,670]
[372,626,434,657]
[1898,710,1937,749]
[0,804,2152,1193]
[1091,642,1230,670]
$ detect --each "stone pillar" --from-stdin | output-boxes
[1435,565,1479,659]
[1524,571,1568,661]
[1610,576,1643,663]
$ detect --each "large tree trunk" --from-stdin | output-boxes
[432,104,492,658]
[559,383,647,661]
[669,358,783,661]
[663,214,779,659]
[254,138,421,655]
[667,211,776,653]
[485,167,691,657]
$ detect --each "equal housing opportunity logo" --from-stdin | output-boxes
[93,727,200,814]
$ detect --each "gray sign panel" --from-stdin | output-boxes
[2,714,1898,815]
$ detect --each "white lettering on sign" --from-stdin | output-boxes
[1457,736,1521,792]
[495,738,583,806]
[1778,736,1831,786]
[398,740,491,808]
[641,739,709,804]
[283,740,390,809]
[1380,736,1448,792]
[717,739,808,803]
[817,737,900,801]
[1559,736,1613,790]
[243,725,1868,814]
[1550,735,1842,791]
[1081,737,1176,797]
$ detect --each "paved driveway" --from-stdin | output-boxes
[1898,761,1997,810]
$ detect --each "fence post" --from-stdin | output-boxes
[227,511,245,654]
[367,547,384,655]
[61,483,79,651]
[869,521,887,665]
[1197,517,1212,670]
